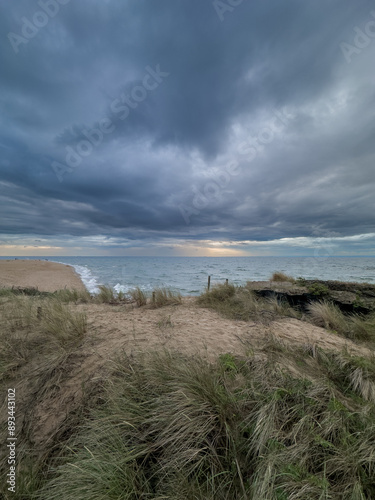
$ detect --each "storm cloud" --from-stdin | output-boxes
[0,0,374,256]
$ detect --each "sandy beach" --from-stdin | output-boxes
[0,259,86,292]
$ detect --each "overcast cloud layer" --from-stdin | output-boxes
[0,0,374,256]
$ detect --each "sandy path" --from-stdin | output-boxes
[0,259,86,292]
[82,299,371,360]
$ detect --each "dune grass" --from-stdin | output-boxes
[1,288,375,499]
[307,300,348,333]
[129,286,148,306]
[95,284,116,303]
[34,347,375,500]
[348,312,375,343]
[53,288,92,303]
[197,283,299,321]
[127,287,182,308]
[0,291,94,500]
[0,293,87,387]
[151,287,182,308]
[199,284,375,346]
[270,271,296,283]
[0,294,86,361]
[307,300,375,344]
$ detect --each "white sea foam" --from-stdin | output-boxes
[72,265,100,294]
[113,283,132,295]
[47,260,101,294]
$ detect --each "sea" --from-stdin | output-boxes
[1,256,375,296]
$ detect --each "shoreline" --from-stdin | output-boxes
[0,259,86,292]
[0,256,374,297]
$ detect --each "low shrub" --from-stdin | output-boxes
[295,276,307,286]
[308,283,330,297]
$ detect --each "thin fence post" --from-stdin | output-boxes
[208,275,211,291]
[225,279,228,285]
[37,307,42,320]
[152,291,155,304]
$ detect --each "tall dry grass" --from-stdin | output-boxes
[35,347,375,500]
[129,286,148,306]
[53,288,91,303]
[270,271,295,283]
[0,291,92,499]
[307,300,347,332]
[151,287,182,308]
[0,295,86,379]
[308,301,375,344]
[95,284,115,303]
[1,288,375,499]
[197,283,299,321]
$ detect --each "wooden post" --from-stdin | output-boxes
[37,306,42,320]
[225,279,228,285]
[152,291,156,304]
[207,275,211,291]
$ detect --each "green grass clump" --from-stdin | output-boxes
[270,271,295,283]
[295,276,308,286]
[308,283,330,298]
[151,287,182,308]
[35,349,375,500]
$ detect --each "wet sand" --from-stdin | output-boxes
[0,259,86,292]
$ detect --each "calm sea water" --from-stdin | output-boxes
[2,256,375,295]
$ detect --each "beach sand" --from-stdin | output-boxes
[0,259,86,292]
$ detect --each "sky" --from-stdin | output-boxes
[0,0,375,257]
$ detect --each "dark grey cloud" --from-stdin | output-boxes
[0,0,374,255]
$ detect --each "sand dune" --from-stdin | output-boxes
[2,259,372,450]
